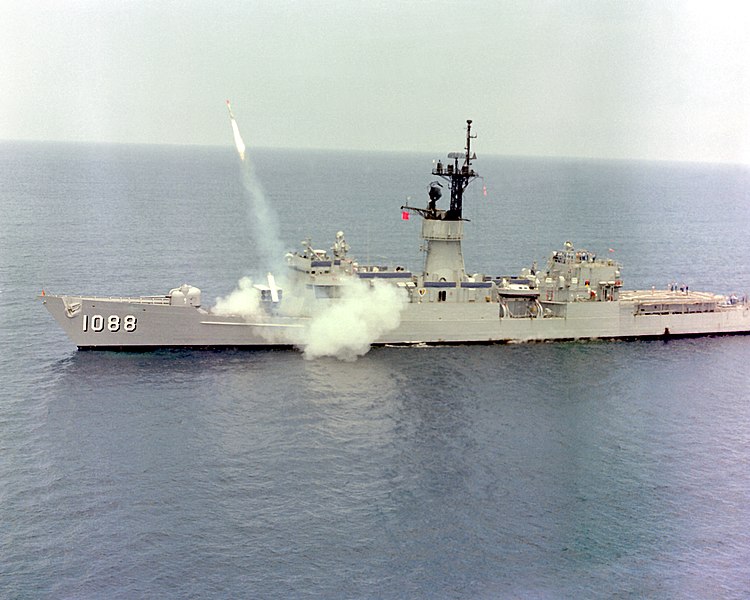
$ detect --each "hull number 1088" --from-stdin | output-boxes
[82,314,137,333]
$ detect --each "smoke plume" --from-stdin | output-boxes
[213,276,261,317]
[217,102,409,360]
[227,102,285,273]
[214,103,286,317]
[239,159,285,273]
[299,279,408,361]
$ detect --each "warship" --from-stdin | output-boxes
[42,120,750,352]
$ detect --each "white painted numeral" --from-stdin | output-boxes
[82,314,137,333]
[124,315,137,332]
[91,314,104,332]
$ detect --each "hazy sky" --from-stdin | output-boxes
[3,0,749,162]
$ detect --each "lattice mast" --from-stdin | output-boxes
[434,119,478,220]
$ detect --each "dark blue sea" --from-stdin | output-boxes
[2,141,750,598]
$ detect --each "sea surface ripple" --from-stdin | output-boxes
[1,143,750,598]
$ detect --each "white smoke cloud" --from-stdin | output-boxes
[213,276,261,317]
[211,275,409,359]
[299,279,408,361]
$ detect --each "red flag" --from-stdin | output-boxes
[401,211,410,221]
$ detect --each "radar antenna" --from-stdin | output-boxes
[401,120,478,221]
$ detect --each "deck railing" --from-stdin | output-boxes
[73,295,172,305]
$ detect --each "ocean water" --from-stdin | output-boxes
[1,141,750,598]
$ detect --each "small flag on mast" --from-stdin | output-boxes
[401,211,410,221]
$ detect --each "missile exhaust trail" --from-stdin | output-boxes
[226,99,246,161]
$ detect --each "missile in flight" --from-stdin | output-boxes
[267,272,280,303]
[226,99,246,161]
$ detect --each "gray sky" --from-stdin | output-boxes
[3,0,749,162]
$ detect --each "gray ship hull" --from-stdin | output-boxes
[42,295,304,350]
[42,292,750,350]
